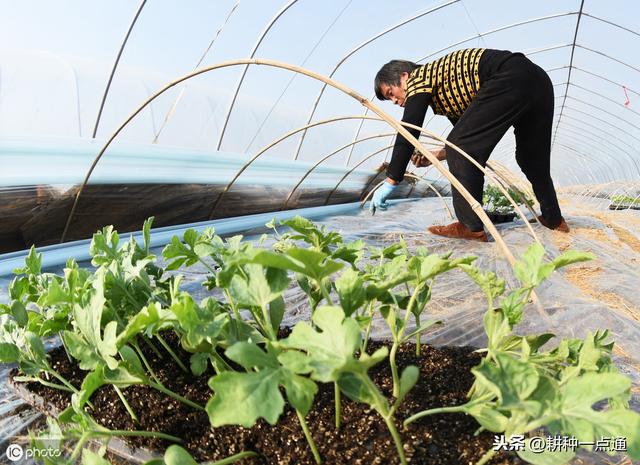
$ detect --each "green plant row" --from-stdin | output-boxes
[0,216,638,465]
[483,184,533,215]
[610,194,640,206]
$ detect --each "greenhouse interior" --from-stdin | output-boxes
[1,1,639,464]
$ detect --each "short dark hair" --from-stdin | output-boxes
[374,60,420,100]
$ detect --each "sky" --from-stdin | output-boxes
[0,0,638,186]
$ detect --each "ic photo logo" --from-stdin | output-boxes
[5,444,24,462]
[5,443,62,462]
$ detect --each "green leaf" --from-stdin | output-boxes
[44,278,71,306]
[414,254,474,282]
[24,246,43,275]
[89,226,120,267]
[72,271,119,369]
[207,369,285,427]
[73,364,106,410]
[472,354,539,406]
[514,243,545,287]
[225,342,279,370]
[190,352,209,376]
[517,444,575,465]
[335,268,366,316]
[337,372,378,406]
[142,217,153,254]
[499,288,527,326]
[10,300,28,327]
[26,331,47,365]
[331,240,365,267]
[561,372,630,412]
[483,308,512,351]
[103,365,144,387]
[458,264,505,302]
[269,295,285,333]
[398,365,419,403]
[277,350,312,374]
[0,342,20,363]
[465,404,509,432]
[253,248,343,282]
[553,373,640,451]
[82,449,112,465]
[280,216,342,253]
[164,445,199,465]
[550,250,594,269]
[170,295,227,350]
[117,302,175,348]
[63,330,101,370]
[282,373,318,415]
[229,264,289,309]
[119,345,145,378]
[282,306,361,382]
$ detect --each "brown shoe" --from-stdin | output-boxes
[529,216,570,233]
[428,221,488,242]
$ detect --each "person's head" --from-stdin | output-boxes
[374,60,419,107]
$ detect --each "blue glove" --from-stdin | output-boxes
[370,181,397,214]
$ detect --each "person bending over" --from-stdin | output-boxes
[371,48,568,242]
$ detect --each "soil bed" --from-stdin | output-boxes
[11,332,523,465]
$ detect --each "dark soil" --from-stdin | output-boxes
[12,332,524,465]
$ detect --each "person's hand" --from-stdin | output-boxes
[411,150,432,168]
[370,181,397,214]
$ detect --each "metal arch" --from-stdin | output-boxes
[292,0,461,160]
[92,0,147,138]
[565,85,640,120]
[61,57,536,285]
[561,106,640,147]
[556,124,640,178]
[152,0,241,144]
[555,137,622,183]
[554,143,613,183]
[413,11,579,63]
[557,108,639,152]
[575,44,640,74]
[552,122,628,182]
[581,12,640,39]
[551,145,603,184]
[559,120,634,156]
[525,43,572,56]
[208,115,388,219]
[572,66,640,98]
[215,0,300,150]
[553,134,625,180]
[567,95,638,129]
[551,0,585,150]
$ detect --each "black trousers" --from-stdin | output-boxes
[445,53,562,231]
